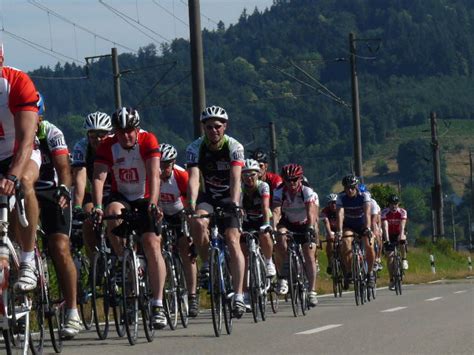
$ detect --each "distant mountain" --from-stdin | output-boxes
[31,0,474,192]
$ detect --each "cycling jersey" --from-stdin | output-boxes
[273,185,319,224]
[0,66,39,161]
[186,134,244,201]
[242,180,270,222]
[159,164,188,216]
[336,191,371,231]
[263,172,283,192]
[320,206,337,231]
[35,120,69,190]
[381,207,407,235]
[71,137,96,181]
[371,198,381,216]
[95,130,160,201]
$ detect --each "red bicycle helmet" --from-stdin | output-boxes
[281,164,304,180]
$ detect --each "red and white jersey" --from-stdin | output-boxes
[273,185,319,224]
[381,207,407,235]
[95,130,160,200]
[159,165,188,216]
[0,66,38,160]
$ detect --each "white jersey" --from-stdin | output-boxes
[273,185,319,224]
[371,198,381,216]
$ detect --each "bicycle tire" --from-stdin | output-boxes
[91,252,110,340]
[395,256,402,295]
[222,255,233,335]
[352,250,360,306]
[30,252,46,354]
[249,253,259,323]
[209,248,223,337]
[336,259,343,297]
[298,256,308,316]
[359,256,366,305]
[175,255,189,328]
[331,256,338,298]
[47,299,63,353]
[163,253,178,330]
[122,249,139,345]
[140,266,155,342]
[288,253,299,317]
[7,283,31,354]
[268,278,279,314]
[258,254,268,321]
[77,256,94,330]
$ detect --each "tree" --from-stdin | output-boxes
[374,159,389,176]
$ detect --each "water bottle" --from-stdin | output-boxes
[42,256,49,284]
[0,245,9,290]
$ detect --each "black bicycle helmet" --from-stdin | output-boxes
[111,107,140,129]
[388,194,400,204]
[342,174,359,187]
[251,148,268,164]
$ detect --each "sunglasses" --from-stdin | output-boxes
[284,177,300,183]
[160,161,174,168]
[116,127,136,134]
[243,172,258,178]
[205,124,224,131]
[88,131,108,139]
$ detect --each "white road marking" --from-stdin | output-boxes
[425,297,443,301]
[380,306,407,313]
[295,324,343,335]
[428,280,443,284]
[453,290,467,294]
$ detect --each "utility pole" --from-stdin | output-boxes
[468,209,472,251]
[188,0,206,138]
[269,121,278,173]
[430,112,444,242]
[451,202,456,250]
[349,32,363,181]
[111,48,122,109]
[470,150,473,250]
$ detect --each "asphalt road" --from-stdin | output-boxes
[3,279,473,354]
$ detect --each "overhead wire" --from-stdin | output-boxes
[135,61,177,108]
[152,0,188,27]
[27,0,136,53]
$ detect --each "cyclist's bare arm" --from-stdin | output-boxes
[382,220,389,241]
[8,110,37,178]
[399,219,407,239]
[336,206,344,233]
[323,218,334,237]
[92,162,108,207]
[186,166,200,210]
[146,156,160,206]
[53,153,72,208]
[363,201,371,230]
[271,206,281,229]
[261,195,271,225]
[73,167,87,206]
[229,164,242,205]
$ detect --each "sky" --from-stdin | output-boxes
[0,0,274,71]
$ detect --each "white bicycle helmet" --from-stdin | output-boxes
[326,193,338,203]
[242,159,260,173]
[84,111,112,131]
[200,105,228,122]
[112,107,140,129]
[160,143,178,162]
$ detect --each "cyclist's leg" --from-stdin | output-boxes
[225,226,244,296]
[302,242,317,292]
[259,230,276,276]
[362,235,375,274]
[177,231,197,295]
[81,197,96,260]
[325,232,334,273]
[341,229,354,274]
[104,197,129,257]
[12,158,40,291]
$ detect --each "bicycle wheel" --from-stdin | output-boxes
[395,257,402,295]
[30,253,46,354]
[140,267,155,342]
[77,256,94,330]
[47,298,63,353]
[163,253,178,330]
[209,248,222,337]
[352,251,360,306]
[335,258,343,297]
[298,257,308,316]
[268,276,279,314]
[91,252,110,340]
[288,253,299,317]
[122,249,139,345]
[8,285,31,354]
[110,257,125,338]
[175,255,189,328]
[222,255,233,335]
[331,256,339,298]
[257,254,268,321]
[248,253,259,323]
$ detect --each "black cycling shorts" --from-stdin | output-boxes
[277,216,308,245]
[0,157,12,175]
[196,193,240,231]
[37,189,72,237]
[108,192,162,236]
[163,211,184,239]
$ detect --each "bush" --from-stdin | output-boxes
[374,158,389,175]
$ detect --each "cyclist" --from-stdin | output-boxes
[272,164,319,307]
[71,112,112,260]
[359,184,383,271]
[92,107,167,329]
[158,143,199,317]
[381,194,408,290]
[185,105,246,318]
[33,93,82,338]
[0,45,41,292]
[336,175,374,290]
[241,158,275,275]
[250,148,282,195]
[321,193,338,274]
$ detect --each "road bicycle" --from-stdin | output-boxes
[0,182,31,355]
[387,241,405,295]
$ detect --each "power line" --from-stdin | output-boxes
[27,0,136,53]
[29,74,88,80]
[152,0,188,27]
[135,61,177,107]
[179,0,219,26]
[99,0,170,44]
